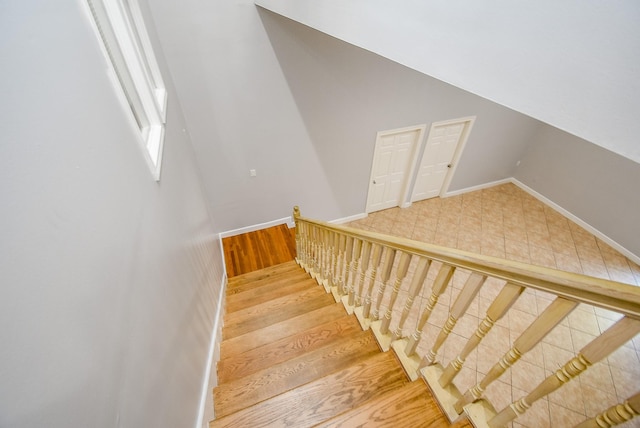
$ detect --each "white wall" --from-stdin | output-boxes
[255,0,640,165]
[146,3,542,229]
[145,0,340,230]
[515,127,640,258]
[144,2,639,264]
[0,2,225,427]
[258,10,543,206]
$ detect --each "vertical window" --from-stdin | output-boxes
[87,0,167,180]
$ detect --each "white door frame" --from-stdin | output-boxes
[411,116,475,202]
[365,124,426,213]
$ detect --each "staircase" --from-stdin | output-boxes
[210,260,473,427]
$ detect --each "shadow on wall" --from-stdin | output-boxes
[516,126,640,259]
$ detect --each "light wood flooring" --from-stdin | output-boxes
[213,261,472,427]
[222,223,296,277]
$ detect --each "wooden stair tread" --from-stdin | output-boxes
[315,379,468,428]
[213,329,380,418]
[218,314,363,383]
[225,271,314,313]
[210,351,408,428]
[227,260,299,287]
[226,267,309,297]
[222,287,333,339]
[220,304,348,357]
[212,258,463,428]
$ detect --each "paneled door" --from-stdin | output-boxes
[366,125,425,213]
[410,117,475,202]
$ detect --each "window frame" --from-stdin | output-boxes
[87,0,167,181]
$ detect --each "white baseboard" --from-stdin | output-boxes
[442,178,512,198]
[195,271,227,428]
[442,177,639,264]
[329,212,368,225]
[217,234,227,284]
[510,178,640,266]
[220,212,366,235]
[219,216,293,238]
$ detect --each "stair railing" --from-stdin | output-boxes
[293,206,640,428]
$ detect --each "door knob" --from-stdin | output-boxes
[447,164,452,168]
[373,180,377,184]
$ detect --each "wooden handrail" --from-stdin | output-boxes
[294,210,640,319]
[293,206,640,428]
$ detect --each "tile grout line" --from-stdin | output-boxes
[348,183,639,427]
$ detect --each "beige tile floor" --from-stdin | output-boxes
[346,183,640,428]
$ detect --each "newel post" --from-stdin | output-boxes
[293,206,301,264]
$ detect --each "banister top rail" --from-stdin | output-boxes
[294,210,640,319]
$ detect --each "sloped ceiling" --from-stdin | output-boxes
[255,0,640,164]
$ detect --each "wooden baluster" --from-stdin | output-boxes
[330,234,347,302]
[305,224,312,272]
[332,234,344,296]
[328,231,338,290]
[421,273,486,367]
[341,236,354,296]
[372,248,396,320]
[455,297,577,413]
[362,245,384,319]
[404,264,455,357]
[314,226,323,279]
[316,227,324,283]
[299,222,310,271]
[322,228,331,286]
[343,238,362,314]
[370,252,411,351]
[293,207,301,263]
[318,228,331,291]
[311,225,320,279]
[440,282,524,387]
[389,258,438,380]
[380,252,411,334]
[310,225,320,281]
[318,229,326,278]
[295,220,303,265]
[304,223,312,272]
[490,317,640,427]
[392,257,432,341]
[343,239,364,314]
[575,391,640,428]
[355,244,383,330]
[354,241,372,307]
[304,223,314,275]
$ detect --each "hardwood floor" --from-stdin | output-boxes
[222,224,296,277]
[212,261,472,428]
